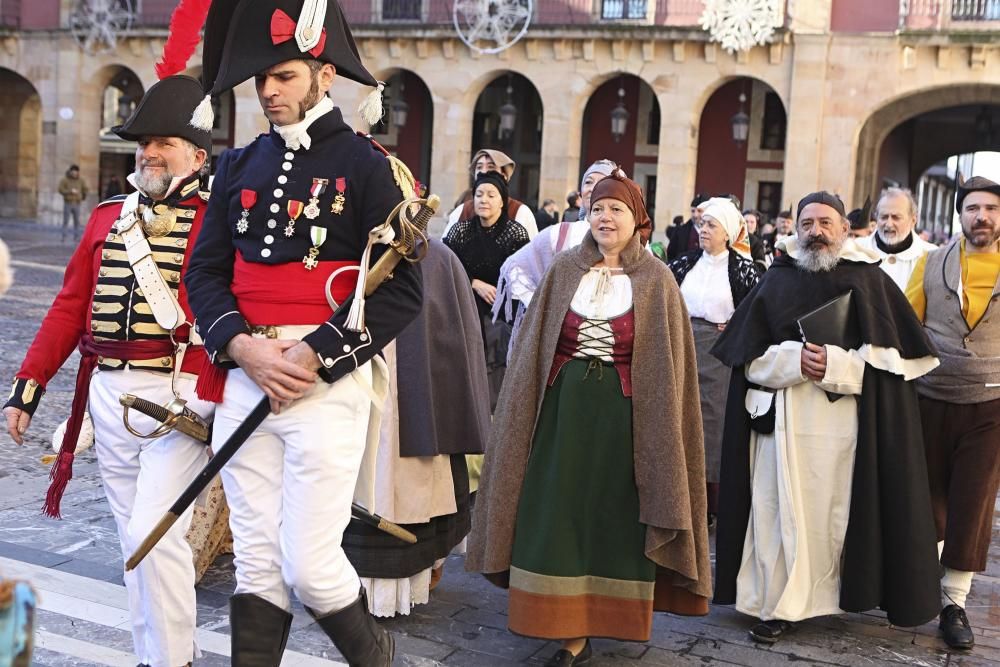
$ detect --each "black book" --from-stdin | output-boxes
[796,290,860,401]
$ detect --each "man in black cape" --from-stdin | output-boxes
[711,191,942,644]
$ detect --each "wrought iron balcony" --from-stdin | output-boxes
[901,0,1000,30]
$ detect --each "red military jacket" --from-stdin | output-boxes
[5,176,209,416]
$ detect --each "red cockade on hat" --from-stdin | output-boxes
[270,9,327,58]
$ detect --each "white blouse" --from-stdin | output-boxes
[568,267,633,361]
[679,250,735,324]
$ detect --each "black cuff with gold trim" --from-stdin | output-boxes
[5,377,44,416]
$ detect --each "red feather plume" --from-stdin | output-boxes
[155,0,213,80]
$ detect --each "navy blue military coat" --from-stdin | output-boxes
[185,105,422,383]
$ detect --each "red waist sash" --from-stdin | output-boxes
[45,336,178,518]
[232,251,359,326]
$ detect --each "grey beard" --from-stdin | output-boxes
[134,168,173,200]
[797,240,843,273]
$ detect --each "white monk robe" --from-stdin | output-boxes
[736,238,939,622]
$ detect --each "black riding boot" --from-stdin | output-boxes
[308,588,394,667]
[230,593,294,667]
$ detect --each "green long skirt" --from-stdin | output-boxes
[509,358,656,641]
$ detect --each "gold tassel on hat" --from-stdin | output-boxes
[358,82,385,128]
[190,94,215,131]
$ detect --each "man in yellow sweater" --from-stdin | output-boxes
[905,175,1000,652]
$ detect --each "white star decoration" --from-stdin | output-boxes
[699,0,783,53]
[453,0,532,55]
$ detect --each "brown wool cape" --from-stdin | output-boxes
[466,232,713,612]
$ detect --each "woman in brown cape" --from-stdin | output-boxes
[466,172,712,666]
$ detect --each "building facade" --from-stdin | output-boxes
[0,0,998,233]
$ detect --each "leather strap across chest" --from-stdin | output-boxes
[115,192,187,331]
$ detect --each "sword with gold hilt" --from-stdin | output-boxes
[124,193,440,572]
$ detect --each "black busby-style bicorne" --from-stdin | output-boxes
[112,75,213,154]
[190,0,384,130]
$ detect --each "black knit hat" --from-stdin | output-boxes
[955,175,1000,214]
[112,76,212,154]
[796,191,846,219]
[192,0,382,130]
[474,171,509,213]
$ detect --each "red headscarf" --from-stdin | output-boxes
[589,170,652,234]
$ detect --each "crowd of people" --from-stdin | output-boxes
[2,0,999,666]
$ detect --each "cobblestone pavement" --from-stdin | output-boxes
[0,220,998,666]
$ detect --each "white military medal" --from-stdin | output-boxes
[303,226,327,270]
[237,189,257,234]
[304,178,328,220]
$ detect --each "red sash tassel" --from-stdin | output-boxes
[43,336,177,518]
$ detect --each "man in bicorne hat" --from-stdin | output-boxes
[905,175,1000,651]
[3,75,214,667]
[183,0,421,664]
[711,191,942,644]
[441,148,538,239]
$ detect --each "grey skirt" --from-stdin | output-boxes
[691,318,729,483]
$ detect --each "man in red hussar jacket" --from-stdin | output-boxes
[2,75,214,667]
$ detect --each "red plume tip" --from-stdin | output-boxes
[156,0,213,80]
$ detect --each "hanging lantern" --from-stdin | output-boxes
[498,83,517,140]
[610,86,630,143]
[731,92,750,145]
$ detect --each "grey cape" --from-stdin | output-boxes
[343,239,490,578]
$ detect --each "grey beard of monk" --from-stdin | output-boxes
[797,234,844,273]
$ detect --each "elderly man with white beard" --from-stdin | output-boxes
[857,187,936,292]
[710,191,943,645]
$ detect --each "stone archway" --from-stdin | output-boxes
[97,66,145,201]
[370,69,434,191]
[471,72,543,207]
[0,68,41,218]
[579,74,660,219]
[695,77,787,219]
[854,84,1000,205]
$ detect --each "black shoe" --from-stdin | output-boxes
[544,639,592,666]
[308,588,394,667]
[749,619,795,644]
[939,604,975,650]
[230,593,294,666]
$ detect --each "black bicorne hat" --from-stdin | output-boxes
[112,75,213,154]
[955,174,1000,214]
[192,0,383,130]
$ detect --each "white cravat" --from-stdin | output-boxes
[273,96,334,151]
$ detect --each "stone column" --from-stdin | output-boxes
[536,70,580,219]
[655,88,698,241]
[782,34,832,203]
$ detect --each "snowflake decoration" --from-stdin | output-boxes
[70,0,135,55]
[699,0,783,53]
[453,0,532,55]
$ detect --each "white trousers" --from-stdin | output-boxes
[89,369,213,667]
[213,362,373,615]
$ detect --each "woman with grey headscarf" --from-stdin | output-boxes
[668,197,762,525]
[493,159,621,322]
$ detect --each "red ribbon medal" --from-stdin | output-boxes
[285,200,304,237]
[330,177,347,215]
[237,189,257,234]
